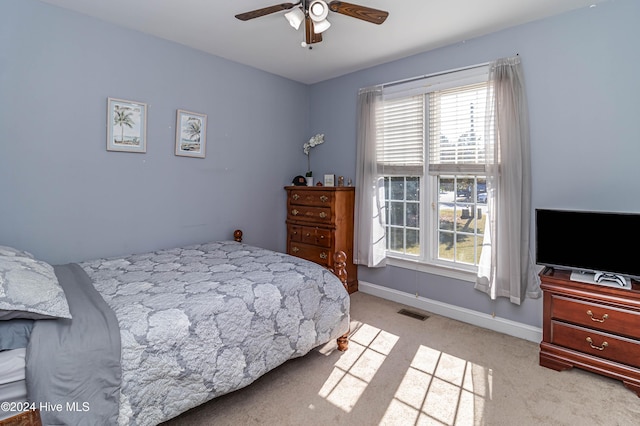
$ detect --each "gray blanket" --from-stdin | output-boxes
[26,263,121,425]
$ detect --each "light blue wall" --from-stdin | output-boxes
[308,0,640,327]
[0,0,310,264]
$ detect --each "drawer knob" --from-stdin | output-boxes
[319,212,327,219]
[320,195,329,202]
[291,209,299,216]
[585,336,608,351]
[292,246,299,253]
[319,252,328,259]
[292,194,300,200]
[306,233,311,237]
[586,310,608,323]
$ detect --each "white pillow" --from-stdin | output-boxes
[0,247,72,320]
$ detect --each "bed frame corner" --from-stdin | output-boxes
[233,229,243,242]
[333,250,350,352]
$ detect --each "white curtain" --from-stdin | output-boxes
[475,57,541,304]
[354,87,387,267]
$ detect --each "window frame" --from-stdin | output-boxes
[379,65,491,280]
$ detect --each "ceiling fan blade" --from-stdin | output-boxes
[305,17,323,45]
[328,1,388,24]
[235,3,297,21]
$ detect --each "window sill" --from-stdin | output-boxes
[385,256,477,283]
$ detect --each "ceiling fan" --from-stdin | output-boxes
[235,1,389,48]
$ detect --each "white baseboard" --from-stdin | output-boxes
[358,281,542,343]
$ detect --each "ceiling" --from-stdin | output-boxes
[38,0,603,84]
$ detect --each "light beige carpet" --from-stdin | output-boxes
[164,292,639,425]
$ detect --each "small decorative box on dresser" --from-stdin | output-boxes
[539,267,640,397]
[285,186,357,293]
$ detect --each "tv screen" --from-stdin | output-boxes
[535,209,640,280]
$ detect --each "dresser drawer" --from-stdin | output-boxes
[301,227,332,248]
[288,225,332,248]
[551,295,640,339]
[550,321,640,367]
[289,190,334,207]
[288,225,303,242]
[288,242,331,267]
[288,206,333,224]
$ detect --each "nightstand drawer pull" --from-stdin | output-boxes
[319,212,327,219]
[292,246,300,253]
[319,252,328,259]
[291,209,299,216]
[292,194,300,200]
[586,310,608,323]
[320,195,329,202]
[586,337,608,351]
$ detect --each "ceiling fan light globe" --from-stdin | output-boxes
[313,19,330,34]
[284,8,304,30]
[309,0,329,22]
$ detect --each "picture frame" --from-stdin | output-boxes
[107,98,147,153]
[324,174,335,187]
[175,109,207,158]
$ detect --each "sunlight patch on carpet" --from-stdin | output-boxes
[317,322,399,412]
[380,344,493,424]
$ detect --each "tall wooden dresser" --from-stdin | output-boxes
[285,186,357,293]
[539,267,640,396]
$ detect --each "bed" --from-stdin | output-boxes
[0,231,350,425]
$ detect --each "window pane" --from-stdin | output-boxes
[406,202,419,228]
[382,176,421,257]
[406,177,420,201]
[389,202,404,226]
[477,178,487,204]
[438,231,454,261]
[435,174,486,267]
[455,234,475,264]
[457,208,478,232]
[439,205,454,231]
[439,177,454,197]
[406,229,420,255]
[388,227,405,252]
[456,177,474,201]
[389,177,405,200]
[428,83,488,168]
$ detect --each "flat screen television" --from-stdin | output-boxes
[535,208,640,282]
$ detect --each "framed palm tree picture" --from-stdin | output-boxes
[107,98,147,153]
[175,109,207,158]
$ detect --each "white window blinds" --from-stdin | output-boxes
[428,82,489,175]
[376,95,424,175]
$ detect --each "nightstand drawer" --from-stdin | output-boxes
[551,321,640,367]
[551,295,640,339]
[289,190,334,207]
[288,242,331,267]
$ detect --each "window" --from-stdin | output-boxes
[377,67,492,274]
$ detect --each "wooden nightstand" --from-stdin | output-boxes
[539,267,640,397]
